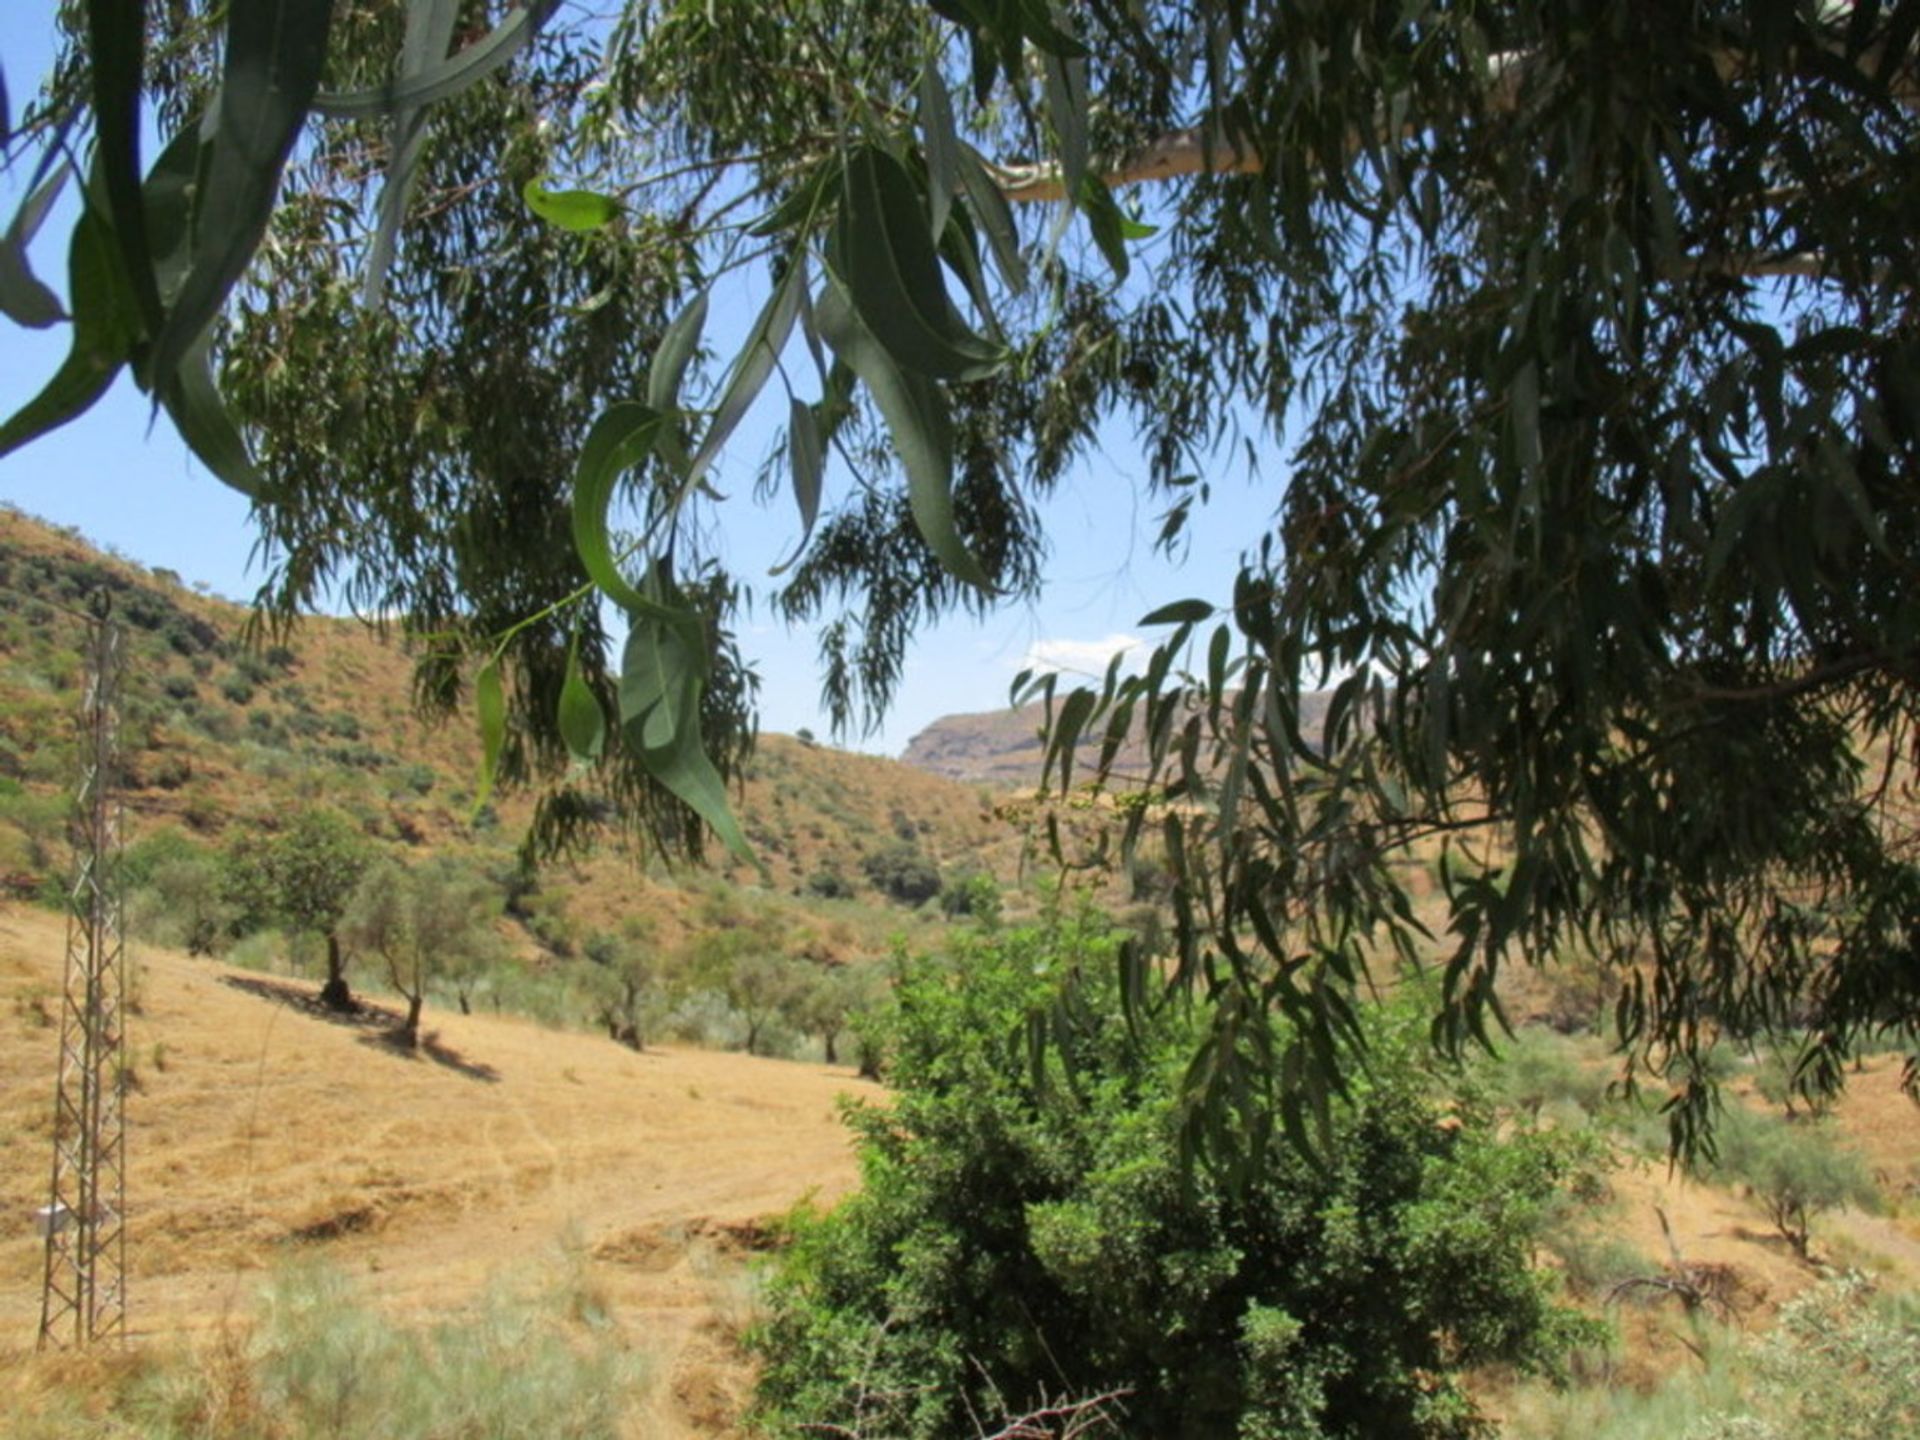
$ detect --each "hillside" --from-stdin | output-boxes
[0,505,1028,974]
[901,689,1333,787]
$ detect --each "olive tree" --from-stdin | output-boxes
[340,856,504,1045]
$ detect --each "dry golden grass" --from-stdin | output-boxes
[0,904,878,1437]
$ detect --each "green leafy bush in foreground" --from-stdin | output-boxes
[752,922,1600,1439]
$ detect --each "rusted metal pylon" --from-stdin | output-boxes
[38,596,128,1348]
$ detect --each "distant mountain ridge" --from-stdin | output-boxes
[901,690,1333,787]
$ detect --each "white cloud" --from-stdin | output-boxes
[1017,632,1145,680]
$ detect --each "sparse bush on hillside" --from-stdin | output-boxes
[938,869,1002,927]
[754,922,1600,1439]
[128,853,235,957]
[1490,1029,1616,1122]
[581,926,653,1049]
[804,866,856,900]
[222,809,373,1010]
[341,856,504,1043]
[0,1256,644,1439]
[1710,1106,1879,1260]
[861,841,941,906]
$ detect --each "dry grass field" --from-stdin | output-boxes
[0,904,879,1436]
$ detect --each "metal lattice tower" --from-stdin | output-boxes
[38,598,129,1349]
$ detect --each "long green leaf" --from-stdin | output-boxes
[955,143,1026,294]
[87,0,162,337]
[142,0,336,395]
[620,616,753,862]
[570,401,679,620]
[770,397,825,575]
[522,178,621,232]
[688,255,804,481]
[160,329,269,498]
[0,200,137,460]
[919,62,959,239]
[814,278,993,591]
[472,659,506,817]
[142,121,208,306]
[312,0,561,117]
[832,145,1005,382]
[0,163,70,328]
[365,0,460,305]
[646,287,708,410]
[558,642,606,766]
[1044,46,1088,206]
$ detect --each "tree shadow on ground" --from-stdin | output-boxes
[355,1025,501,1084]
[217,972,500,1083]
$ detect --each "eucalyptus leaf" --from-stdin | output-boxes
[365,0,460,305]
[689,254,805,481]
[919,62,960,239]
[160,329,269,498]
[313,0,562,117]
[955,143,1026,294]
[522,179,622,232]
[142,0,335,396]
[87,0,162,336]
[558,645,606,765]
[571,401,679,620]
[0,199,137,460]
[830,145,1005,382]
[770,398,825,576]
[620,615,753,863]
[814,277,994,591]
[472,659,506,817]
[647,287,709,410]
[0,163,70,328]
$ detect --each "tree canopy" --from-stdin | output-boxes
[5,0,1919,1151]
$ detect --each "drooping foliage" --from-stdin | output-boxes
[6,1,1920,1145]
[753,922,1599,1439]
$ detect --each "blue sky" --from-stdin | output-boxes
[0,8,1278,757]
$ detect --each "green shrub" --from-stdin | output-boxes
[0,1255,645,1439]
[1490,1028,1615,1121]
[1711,1106,1879,1258]
[1689,1272,1920,1440]
[804,866,856,900]
[860,841,941,905]
[753,921,1599,1439]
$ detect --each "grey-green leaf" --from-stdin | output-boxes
[771,397,825,575]
[365,0,459,305]
[919,62,960,239]
[0,163,70,328]
[558,647,606,765]
[831,145,1005,382]
[1139,599,1214,625]
[956,143,1026,294]
[472,660,506,817]
[689,255,804,482]
[0,199,136,460]
[620,617,753,862]
[142,0,335,397]
[313,0,562,117]
[815,277,994,591]
[571,401,677,620]
[647,288,708,410]
[160,329,269,499]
